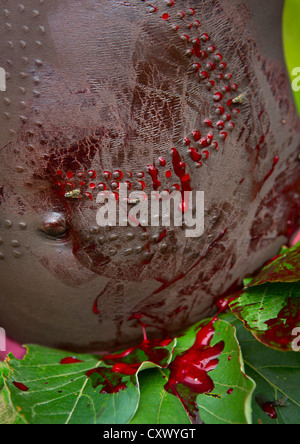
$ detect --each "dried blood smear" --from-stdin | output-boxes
[60,357,84,365]
[13,382,29,392]
[256,297,300,351]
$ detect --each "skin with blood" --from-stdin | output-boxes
[0,0,299,352]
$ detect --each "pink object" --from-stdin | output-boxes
[0,337,26,362]
[292,229,300,246]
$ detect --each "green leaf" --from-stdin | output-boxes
[221,312,300,424]
[4,337,175,425]
[0,360,24,424]
[131,319,255,425]
[0,386,25,424]
[5,347,137,424]
[131,368,191,424]
[249,243,300,286]
[283,0,300,114]
[230,283,300,351]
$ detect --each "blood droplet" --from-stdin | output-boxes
[60,357,84,365]
[13,382,29,392]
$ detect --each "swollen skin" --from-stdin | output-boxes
[0,0,299,352]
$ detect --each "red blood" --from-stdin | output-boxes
[189,147,202,163]
[202,150,210,160]
[181,34,190,42]
[162,13,170,20]
[148,165,162,191]
[13,382,29,392]
[193,42,202,58]
[171,148,192,213]
[220,131,228,141]
[86,367,127,394]
[216,106,225,115]
[93,298,100,315]
[191,63,201,73]
[258,297,300,350]
[199,137,208,148]
[200,71,208,80]
[165,318,224,423]
[204,119,213,128]
[166,170,172,179]
[103,171,111,180]
[263,156,279,183]
[200,33,209,42]
[138,180,146,190]
[112,362,140,375]
[187,8,195,15]
[102,320,173,376]
[216,297,236,314]
[158,229,167,243]
[65,181,74,190]
[159,157,166,167]
[60,357,84,364]
[263,402,278,420]
[192,131,201,142]
[252,156,280,199]
[206,62,216,71]
[88,170,96,179]
[213,92,223,102]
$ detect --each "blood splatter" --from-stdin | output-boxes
[171,148,192,213]
[103,318,173,376]
[148,165,162,191]
[165,317,224,423]
[86,367,127,394]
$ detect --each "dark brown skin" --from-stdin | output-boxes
[0,0,299,353]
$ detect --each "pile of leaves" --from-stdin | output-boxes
[0,242,299,424]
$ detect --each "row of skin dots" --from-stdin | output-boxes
[56,1,243,202]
